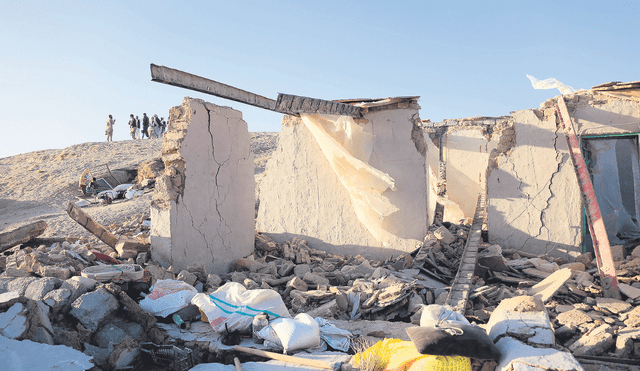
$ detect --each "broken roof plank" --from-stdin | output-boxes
[275,93,363,117]
[150,64,277,111]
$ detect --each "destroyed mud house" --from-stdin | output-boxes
[1,70,640,371]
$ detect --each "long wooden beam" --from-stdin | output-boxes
[150,64,363,117]
[150,64,277,111]
[556,97,620,299]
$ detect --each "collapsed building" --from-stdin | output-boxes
[4,70,639,369]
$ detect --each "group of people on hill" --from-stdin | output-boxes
[104,113,167,141]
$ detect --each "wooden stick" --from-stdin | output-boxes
[233,357,244,371]
[233,345,334,370]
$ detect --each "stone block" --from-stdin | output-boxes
[38,265,71,279]
[478,245,509,272]
[115,236,149,259]
[495,337,583,371]
[206,273,222,287]
[0,291,24,310]
[303,272,330,286]
[151,98,255,275]
[177,270,197,286]
[53,326,83,351]
[70,288,119,332]
[569,324,614,356]
[7,277,37,296]
[631,245,640,258]
[4,266,30,277]
[94,322,129,348]
[287,277,308,291]
[434,226,456,244]
[24,277,61,301]
[294,264,311,278]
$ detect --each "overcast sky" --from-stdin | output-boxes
[1,1,638,158]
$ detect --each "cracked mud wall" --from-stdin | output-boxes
[150,98,255,274]
[256,107,428,259]
[487,92,640,256]
[487,107,581,257]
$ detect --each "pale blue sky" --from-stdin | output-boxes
[1,1,638,158]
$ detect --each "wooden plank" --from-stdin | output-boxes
[556,97,620,299]
[275,94,362,117]
[150,64,277,111]
[66,201,119,250]
[234,346,334,370]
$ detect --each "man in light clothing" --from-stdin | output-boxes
[105,114,115,141]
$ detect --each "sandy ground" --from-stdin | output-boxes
[0,132,278,239]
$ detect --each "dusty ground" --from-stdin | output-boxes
[0,132,278,239]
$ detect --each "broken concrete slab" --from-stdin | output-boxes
[0,220,47,253]
[528,268,572,302]
[70,287,119,332]
[0,303,28,339]
[494,337,583,371]
[486,296,554,347]
[151,98,255,274]
[618,282,640,300]
[556,309,593,327]
[0,335,93,371]
[595,297,632,314]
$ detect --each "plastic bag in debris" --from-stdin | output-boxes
[125,188,144,199]
[301,113,398,244]
[352,338,471,371]
[315,317,352,352]
[139,279,198,318]
[260,313,321,354]
[420,305,470,328]
[191,282,290,333]
[526,74,576,95]
[113,183,135,192]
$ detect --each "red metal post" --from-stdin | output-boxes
[556,97,620,299]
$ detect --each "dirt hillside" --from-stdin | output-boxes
[0,132,278,239]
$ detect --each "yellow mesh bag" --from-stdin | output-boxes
[353,338,471,371]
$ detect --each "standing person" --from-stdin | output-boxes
[160,117,167,134]
[128,114,137,140]
[153,114,162,138]
[135,115,141,140]
[149,114,157,138]
[141,113,150,139]
[105,114,115,141]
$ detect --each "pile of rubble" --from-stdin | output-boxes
[1,211,640,370]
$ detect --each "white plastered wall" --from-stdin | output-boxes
[257,107,428,259]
